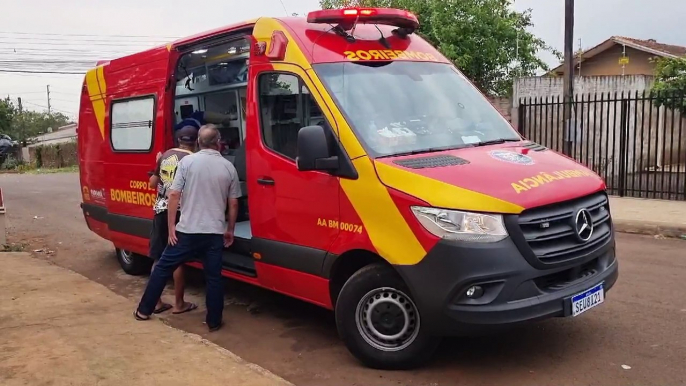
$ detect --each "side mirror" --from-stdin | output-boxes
[296,125,338,172]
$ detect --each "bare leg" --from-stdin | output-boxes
[171,264,197,314]
[152,259,171,312]
[173,265,186,311]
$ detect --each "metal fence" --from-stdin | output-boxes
[518,92,686,200]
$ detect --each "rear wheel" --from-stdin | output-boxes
[335,264,441,369]
[116,248,152,276]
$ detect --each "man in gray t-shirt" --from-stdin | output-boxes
[135,125,242,331]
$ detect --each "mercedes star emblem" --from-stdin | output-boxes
[574,208,594,242]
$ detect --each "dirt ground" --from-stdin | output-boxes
[3,172,686,386]
[0,252,291,386]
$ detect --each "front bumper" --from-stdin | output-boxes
[395,233,618,336]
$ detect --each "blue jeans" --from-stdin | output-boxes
[137,232,224,328]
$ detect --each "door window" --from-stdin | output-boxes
[110,96,155,151]
[258,73,324,160]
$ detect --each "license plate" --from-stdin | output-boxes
[571,282,605,317]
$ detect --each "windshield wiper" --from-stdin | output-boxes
[381,145,468,158]
[472,138,521,147]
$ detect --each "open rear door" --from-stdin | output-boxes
[103,54,173,256]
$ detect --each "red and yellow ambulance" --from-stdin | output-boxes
[78,7,619,369]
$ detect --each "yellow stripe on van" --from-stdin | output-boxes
[374,162,524,214]
[85,67,107,139]
[256,18,427,265]
[96,66,107,94]
[340,157,427,265]
[253,18,310,68]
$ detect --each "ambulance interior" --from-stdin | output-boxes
[173,37,256,275]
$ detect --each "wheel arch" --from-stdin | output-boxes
[326,249,404,308]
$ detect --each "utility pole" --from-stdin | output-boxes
[17,97,24,146]
[562,0,575,157]
[46,85,51,115]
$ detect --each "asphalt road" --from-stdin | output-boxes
[2,172,685,386]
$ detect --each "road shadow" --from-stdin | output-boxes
[180,266,592,373]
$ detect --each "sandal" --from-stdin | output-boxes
[154,303,173,314]
[133,310,150,321]
[209,321,224,332]
[172,302,198,315]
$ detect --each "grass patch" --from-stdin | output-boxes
[2,243,27,252]
[25,165,79,174]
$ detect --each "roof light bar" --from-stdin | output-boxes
[307,7,419,30]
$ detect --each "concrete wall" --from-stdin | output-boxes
[488,96,512,122]
[513,75,655,105]
[28,141,78,168]
[511,74,655,131]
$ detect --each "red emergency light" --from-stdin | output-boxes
[307,7,420,31]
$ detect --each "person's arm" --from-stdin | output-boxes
[149,153,163,189]
[167,160,187,246]
[149,175,160,189]
[224,198,239,248]
[223,165,243,247]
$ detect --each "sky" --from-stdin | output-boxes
[1,0,685,121]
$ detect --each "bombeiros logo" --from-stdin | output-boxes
[488,150,534,166]
[90,188,105,200]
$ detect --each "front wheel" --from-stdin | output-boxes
[335,264,441,369]
[115,248,152,276]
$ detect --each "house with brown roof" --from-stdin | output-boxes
[549,36,686,77]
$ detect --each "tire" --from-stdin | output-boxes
[115,248,152,276]
[335,264,441,370]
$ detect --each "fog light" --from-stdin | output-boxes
[466,285,484,299]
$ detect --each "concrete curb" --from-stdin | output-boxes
[613,219,686,239]
[180,330,296,386]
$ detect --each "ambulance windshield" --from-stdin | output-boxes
[313,61,521,158]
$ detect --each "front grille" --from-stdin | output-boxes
[534,257,599,291]
[517,192,612,264]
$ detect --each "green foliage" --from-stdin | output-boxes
[0,97,16,136]
[1,155,20,170]
[652,57,686,110]
[2,243,26,252]
[319,0,556,96]
[0,98,72,143]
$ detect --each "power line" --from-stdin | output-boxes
[0,47,128,53]
[0,69,84,74]
[278,0,289,15]
[0,59,97,64]
[1,90,46,95]
[0,71,80,78]
[0,36,170,43]
[50,98,77,103]
[0,40,165,47]
[0,31,180,39]
[50,91,79,96]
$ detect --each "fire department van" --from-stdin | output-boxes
[78,7,619,369]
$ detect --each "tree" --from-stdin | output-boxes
[652,57,686,111]
[319,0,557,96]
[0,97,16,137]
[0,98,71,143]
[16,110,72,142]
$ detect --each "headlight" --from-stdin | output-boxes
[411,206,508,243]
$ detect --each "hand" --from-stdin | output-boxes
[223,230,234,248]
[168,224,178,246]
[156,152,163,162]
